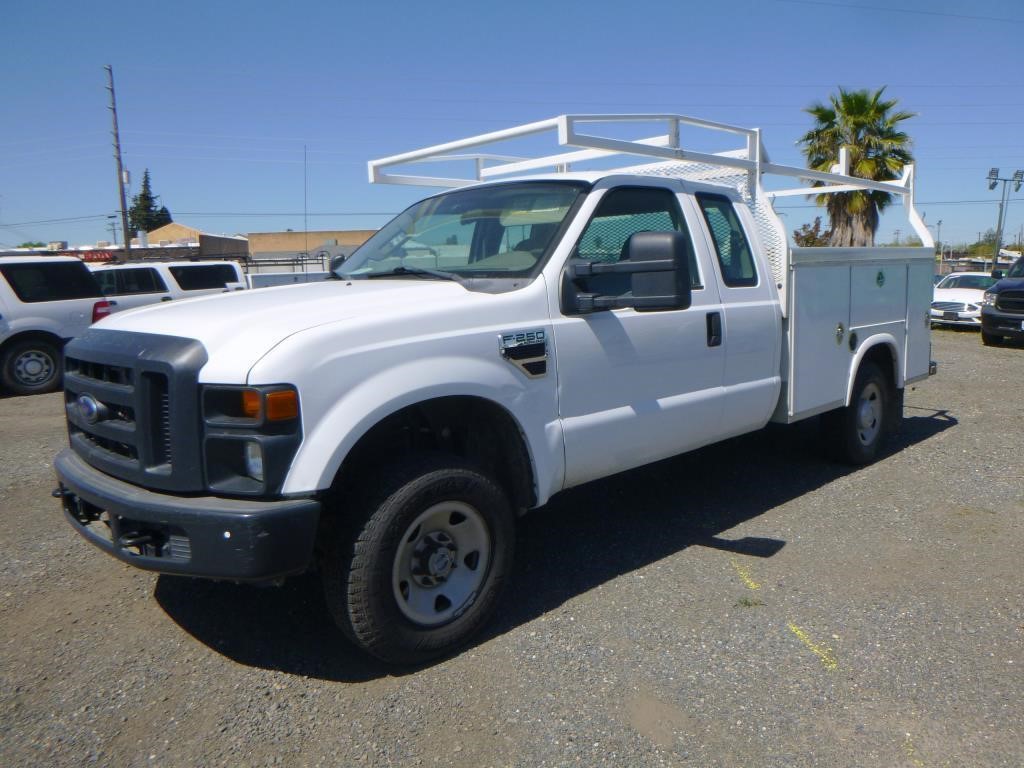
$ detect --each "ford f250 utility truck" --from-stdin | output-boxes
[53,115,936,663]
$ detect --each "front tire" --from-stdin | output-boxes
[323,456,515,664]
[823,361,890,465]
[981,330,1002,346]
[0,339,62,395]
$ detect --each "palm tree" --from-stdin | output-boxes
[798,87,915,246]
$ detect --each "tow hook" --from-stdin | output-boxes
[117,532,157,549]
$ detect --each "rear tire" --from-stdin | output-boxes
[0,339,62,395]
[822,360,890,465]
[981,330,1002,346]
[322,455,515,665]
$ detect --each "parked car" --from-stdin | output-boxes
[980,255,1024,345]
[930,272,998,329]
[0,256,111,394]
[88,261,246,312]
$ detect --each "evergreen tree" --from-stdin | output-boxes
[128,169,173,234]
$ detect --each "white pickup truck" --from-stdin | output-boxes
[54,115,935,663]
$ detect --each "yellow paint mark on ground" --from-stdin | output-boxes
[730,559,761,590]
[787,623,838,670]
[902,733,926,767]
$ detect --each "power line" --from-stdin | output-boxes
[771,0,1024,24]
[0,214,110,226]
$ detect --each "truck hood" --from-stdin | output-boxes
[992,277,1024,292]
[95,279,475,379]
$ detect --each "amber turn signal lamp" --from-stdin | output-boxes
[265,390,299,421]
[241,389,262,419]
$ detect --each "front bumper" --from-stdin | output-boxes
[929,309,981,327]
[55,449,320,581]
[981,307,1024,339]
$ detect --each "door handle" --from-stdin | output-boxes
[706,311,722,347]
[161,296,173,302]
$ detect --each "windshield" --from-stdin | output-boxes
[936,274,997,290]
[334,182,587,280]
[1009,258,1024,279]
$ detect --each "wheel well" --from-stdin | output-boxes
[331,396,536,512]
[0,331,65,358]
[860,343,897,391]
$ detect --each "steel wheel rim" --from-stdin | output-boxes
[392,500,491,627]
[14,349,55,386]
[856,382,882,446]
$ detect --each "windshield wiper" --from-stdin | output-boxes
[363,265,465,284]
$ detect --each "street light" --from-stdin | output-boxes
[985,167,1023,271]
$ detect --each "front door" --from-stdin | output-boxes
[552,185,726,489]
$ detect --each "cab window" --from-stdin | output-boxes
[98,267,168,295]
[573,187,701,296]
[697,193,757,288]
[0,262,102,302]
[168,264,239,291]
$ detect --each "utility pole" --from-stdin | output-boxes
[105,65,132,258]
[986,167,1023,270]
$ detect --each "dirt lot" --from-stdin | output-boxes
[1,328,1021,767]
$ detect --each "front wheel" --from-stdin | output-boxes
[322,456,515,664]
[0,339,62,395]
[981,330,1002,346]
[823,361,891,465]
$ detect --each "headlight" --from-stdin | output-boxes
[204,387,298,423]
[201,385,301,495]
[244,441,264,482]
[981,291,997,306]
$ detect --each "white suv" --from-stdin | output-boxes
[88,261,246,312]
[0,256,111,394]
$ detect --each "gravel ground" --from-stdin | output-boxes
[1,328,1021,767]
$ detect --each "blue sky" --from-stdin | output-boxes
[2,0,1022,250]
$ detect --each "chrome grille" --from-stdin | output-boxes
[931,301,966,312]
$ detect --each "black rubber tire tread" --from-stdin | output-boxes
[981,330,1002,347]
[0,338,62,395]
[322,454,515,665]
[822,360,890,465]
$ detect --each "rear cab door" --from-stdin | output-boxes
[689,190,782,438]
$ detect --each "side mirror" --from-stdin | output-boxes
[991,269,1004,280]
[562,231,693,314]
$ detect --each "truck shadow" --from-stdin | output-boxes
[154,408,955,682]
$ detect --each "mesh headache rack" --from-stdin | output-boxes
[368,114,933,312]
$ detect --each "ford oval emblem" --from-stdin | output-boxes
[77,394,103,424]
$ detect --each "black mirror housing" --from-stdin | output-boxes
[627,231,692,312]
[562,231,693,313]
[991,269,1004,280]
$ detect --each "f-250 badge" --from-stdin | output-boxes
[498,329,548,378]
